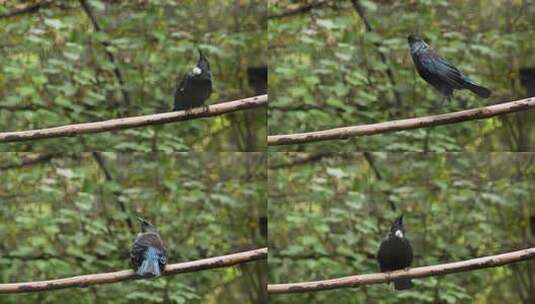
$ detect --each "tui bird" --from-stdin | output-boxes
[377,215,413,290]
[408,34,491,105]
[131,217,167,277]
[173,48,213,111]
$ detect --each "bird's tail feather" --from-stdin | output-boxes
[394,278,412,290]
[137,258,161,276]
[463,78,491,98]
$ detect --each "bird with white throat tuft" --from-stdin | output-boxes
[377,215,414,290]
[173,48,213,112]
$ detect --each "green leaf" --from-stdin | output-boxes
[44,18,63,29]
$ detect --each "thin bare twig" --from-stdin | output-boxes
[92,152,134,234]
[350,0,402,112]
[79,0,131,113]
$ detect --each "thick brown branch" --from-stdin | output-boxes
[268,96,535,146]
[0,247,267,294]
[268,246,535,294]
[0,95,267,143]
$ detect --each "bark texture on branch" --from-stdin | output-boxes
[268,96,535,146]
[0,247,267,294]
[268,246,535,294]
[0,95,267,143]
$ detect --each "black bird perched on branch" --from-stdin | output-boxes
[131,217,167,277]
[173,49,213,111]
[377,215,413,290]
[408,34,491,105]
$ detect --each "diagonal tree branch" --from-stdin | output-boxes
[268,96,535,146]
[0,247,267,294]
[92,152,134,234]
[79,0,131,113]
[350,0,402,112]
[0,94,267,143]
[363,152,396,212]
[268,246,535,294]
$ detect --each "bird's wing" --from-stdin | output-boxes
[175,75,189,94]
[376,241,388,271]
[130,238,144,269]
[407,240,414,264]
[423,52,466,87]
[132,233,165,255]
[138,232,165,247]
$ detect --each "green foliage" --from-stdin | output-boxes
[0,0,267,151]
[268,153,535,303]
[269,0,535,151]
[0,152,267,303]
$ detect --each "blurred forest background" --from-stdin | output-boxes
[269,0,535,151]
[0,0,267,151]
[268,152,535,303]
[0,152,267,303]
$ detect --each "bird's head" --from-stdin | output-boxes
[407,34,423,45]
[390,215,406,239]
[195,48,210,75]
[138,217,158,233]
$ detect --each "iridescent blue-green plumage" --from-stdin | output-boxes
[131,217,167,277]
[408,34,491,100]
